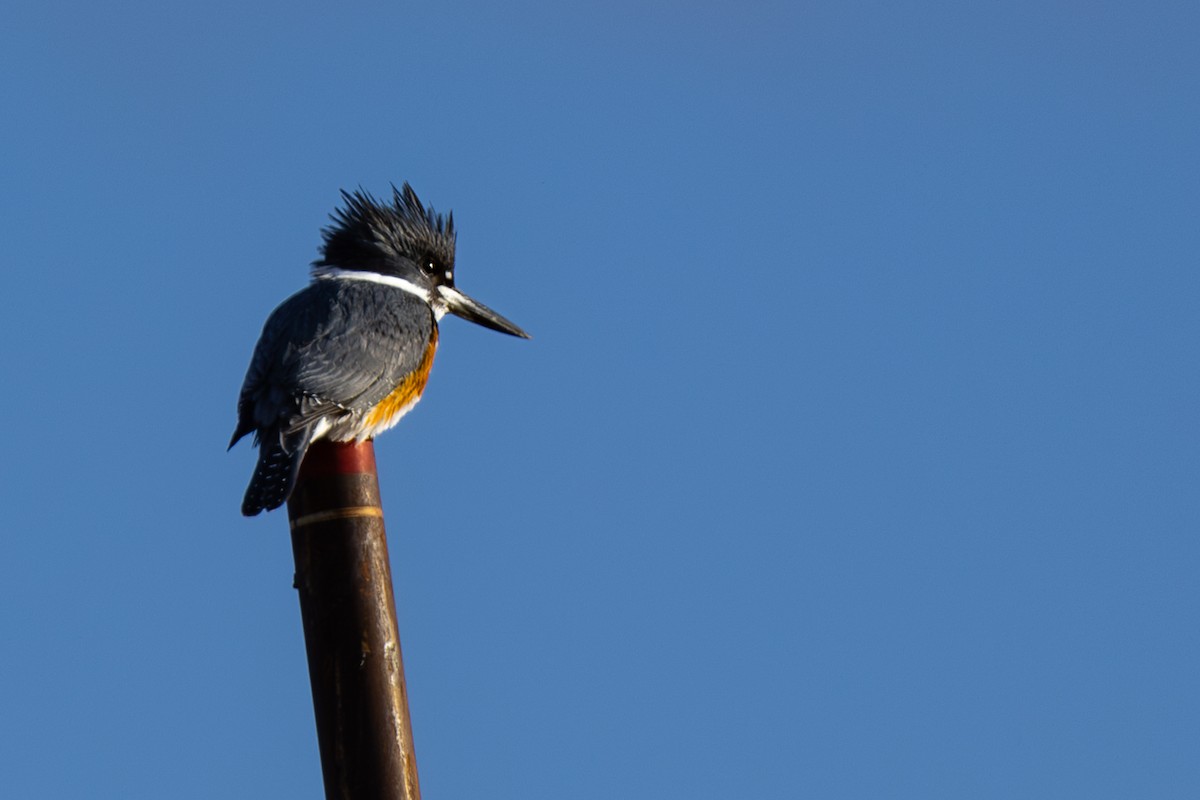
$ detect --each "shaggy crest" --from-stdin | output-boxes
[313,183,455,275]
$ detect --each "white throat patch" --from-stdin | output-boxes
[315,268,447,319]
[316,268,425,299]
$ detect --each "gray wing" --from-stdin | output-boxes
[231,280,434,445]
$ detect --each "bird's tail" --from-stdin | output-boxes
[241,426,315,516]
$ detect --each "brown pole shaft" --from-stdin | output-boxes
[286,439,421,800]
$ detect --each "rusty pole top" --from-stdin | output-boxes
[287,439,421,800]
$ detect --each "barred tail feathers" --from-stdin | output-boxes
[241,426,315,516]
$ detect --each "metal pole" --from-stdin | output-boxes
[287,439,421,800]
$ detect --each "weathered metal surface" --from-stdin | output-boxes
[287,439,421,800]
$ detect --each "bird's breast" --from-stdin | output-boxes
[357,328,439,439]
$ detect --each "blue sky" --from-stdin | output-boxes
[2,1,1197,797]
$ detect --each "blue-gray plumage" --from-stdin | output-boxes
[229,281,435,515]
[230,183,529,516]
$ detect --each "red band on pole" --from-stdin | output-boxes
[297,438,379,478]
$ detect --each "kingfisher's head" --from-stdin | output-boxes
[313,184,530,338]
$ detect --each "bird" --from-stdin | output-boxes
[229,183,529,516]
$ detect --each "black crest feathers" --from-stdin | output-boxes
[313,183,455,274]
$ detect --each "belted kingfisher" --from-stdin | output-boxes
[229,184,529,516]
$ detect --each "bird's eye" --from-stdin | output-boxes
[424,260,437,275]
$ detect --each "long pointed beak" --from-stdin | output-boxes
[437,286,531,339]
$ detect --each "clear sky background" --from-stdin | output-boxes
[2,1,1197,797]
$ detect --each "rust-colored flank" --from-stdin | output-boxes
[364,328,439,431]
